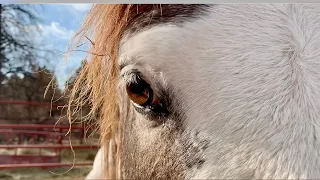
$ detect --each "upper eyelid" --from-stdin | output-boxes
[120,64,159,90]
[119,62,130,71]
[119,62,142,76]
[121,69,141,78]
[120,63,149,82]
[120,69,150,87]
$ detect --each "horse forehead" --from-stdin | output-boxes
[119,4,320,71]
[119,4,320,129]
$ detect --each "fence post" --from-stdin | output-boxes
[81,123,85,144]
[58,127,63,163]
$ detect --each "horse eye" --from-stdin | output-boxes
[126,78,158,106]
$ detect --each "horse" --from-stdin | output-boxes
[68,4,320,179]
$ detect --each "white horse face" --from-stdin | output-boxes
[117,4,320,179]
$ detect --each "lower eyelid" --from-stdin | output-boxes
[132,102,144,109]
[133,104,168,122]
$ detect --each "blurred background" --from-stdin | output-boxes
[0,4,99,179]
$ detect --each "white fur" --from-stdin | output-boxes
[85,146,104,180]
[90,4,320,179]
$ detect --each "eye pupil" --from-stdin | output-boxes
[126,78,153,106]
[129,81,149,94]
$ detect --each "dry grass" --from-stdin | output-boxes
[0,167,92,180]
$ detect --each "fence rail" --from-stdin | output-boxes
[0,100,98,169]
[0,100,63,107]
[0,162,93,169]
[0,144,99,149]
[0,124,84,129]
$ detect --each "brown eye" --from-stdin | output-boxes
[126,78,155,106]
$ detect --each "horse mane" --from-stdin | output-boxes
[67,4,165,179]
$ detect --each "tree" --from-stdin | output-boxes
[0,4,63,124]
[0,66,64,123]
[0,4,54,84]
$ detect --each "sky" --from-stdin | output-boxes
[36,4,92,89]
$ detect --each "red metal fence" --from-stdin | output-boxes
[0,100,99,169]
[0,100,63,107]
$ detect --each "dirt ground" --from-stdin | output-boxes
[0,149,99,180]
